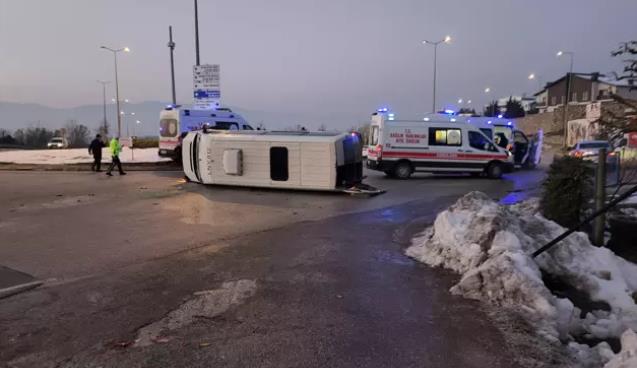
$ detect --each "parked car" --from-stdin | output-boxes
[47,137,68,149]
[569,140,611,161]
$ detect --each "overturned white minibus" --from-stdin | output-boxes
[182,130,364,191]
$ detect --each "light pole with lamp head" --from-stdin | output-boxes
[100,46,130,138]
[120,111,136,161]
[423,35,452,113]
[557,50,574,148]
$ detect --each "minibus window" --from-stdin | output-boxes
[270,147,289,181]
[428,128,462,146]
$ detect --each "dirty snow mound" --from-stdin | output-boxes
[604,329,637,368]
[406,191,637,367]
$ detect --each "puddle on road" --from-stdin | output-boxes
[161,192,295,226]
[12,194,98,211]
[134,279,257,347]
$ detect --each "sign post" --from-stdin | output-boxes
[193,64,220,110]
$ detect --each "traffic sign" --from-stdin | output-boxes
[193,64,221,110]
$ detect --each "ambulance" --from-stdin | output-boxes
[366,111,514,179]
[158,105,253,161]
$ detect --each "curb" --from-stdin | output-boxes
[0,162,181,172]
[0,280,44,299]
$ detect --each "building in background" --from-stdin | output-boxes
[534,73,637,112]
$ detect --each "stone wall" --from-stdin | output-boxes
[516,100,635,149]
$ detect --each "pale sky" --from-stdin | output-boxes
[1,0,635,120]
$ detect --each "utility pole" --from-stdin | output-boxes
[557,51,574,148]
[168,26,177,105]
[593,148,607,246]
[194,0,201,66]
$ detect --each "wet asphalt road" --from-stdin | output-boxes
[0,169,544,367]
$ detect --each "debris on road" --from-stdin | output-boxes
[406,191,637,367]
[134,279,257,347]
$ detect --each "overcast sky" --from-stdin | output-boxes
[1,0,636,123]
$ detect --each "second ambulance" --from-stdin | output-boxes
[366,111,514,179]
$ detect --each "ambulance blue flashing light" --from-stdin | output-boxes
[450,118,457,122]
[507,121,513,126]
[497,114,503,118]
[377,107,389,113]
[423,117,430,121]
[487,120,493,124]
[444,109,455,115]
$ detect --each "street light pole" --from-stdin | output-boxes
[423,36,451,113]
[96,80,110,134]
[194,0,201,66]
[100,46,130,138]
[168,26,177,105]
[557,51,574,148]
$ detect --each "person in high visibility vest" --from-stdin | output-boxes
[106,137,126,176]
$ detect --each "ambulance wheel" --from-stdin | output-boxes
[393,161,412,180]
[486,162,503,179]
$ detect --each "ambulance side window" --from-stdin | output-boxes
[428,128,462,146]
[469,131,497,152]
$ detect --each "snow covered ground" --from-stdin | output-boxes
[0,148,170,164]
[407,192,637,368]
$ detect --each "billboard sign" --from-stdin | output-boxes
[193,64,220,110]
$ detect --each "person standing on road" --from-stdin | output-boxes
[106,137,126,176]
[88,134,105,172]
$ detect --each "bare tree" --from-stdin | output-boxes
[611,41,637,87]
[14,127,54,148]
[65,120,91,148]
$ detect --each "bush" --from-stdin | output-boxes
[133,137,159,148]
[540,156,594,228]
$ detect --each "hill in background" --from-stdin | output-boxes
[0,101,366,136]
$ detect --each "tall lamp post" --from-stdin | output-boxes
[100,46,130,138]
[423,35,452,113]
[557,50,574,148]
[96,80,110,134]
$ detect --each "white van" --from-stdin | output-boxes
[182,129,364,191]
[366,112,513,179]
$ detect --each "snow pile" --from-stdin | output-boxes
[0,148,169,164]
[406,192,637,367]
[604,330,637,368]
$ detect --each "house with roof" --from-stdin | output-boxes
[534,72,637,111]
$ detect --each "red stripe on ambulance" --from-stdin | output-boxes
[382,151,506,160]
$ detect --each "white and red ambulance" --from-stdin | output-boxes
[366,112,514,179]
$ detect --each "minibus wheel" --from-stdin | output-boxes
[486,162,503,179]
[393,161,412,180]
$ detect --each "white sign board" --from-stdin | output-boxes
[586,102,602,120]
[119,137,133,148]
[193,64,221,110]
